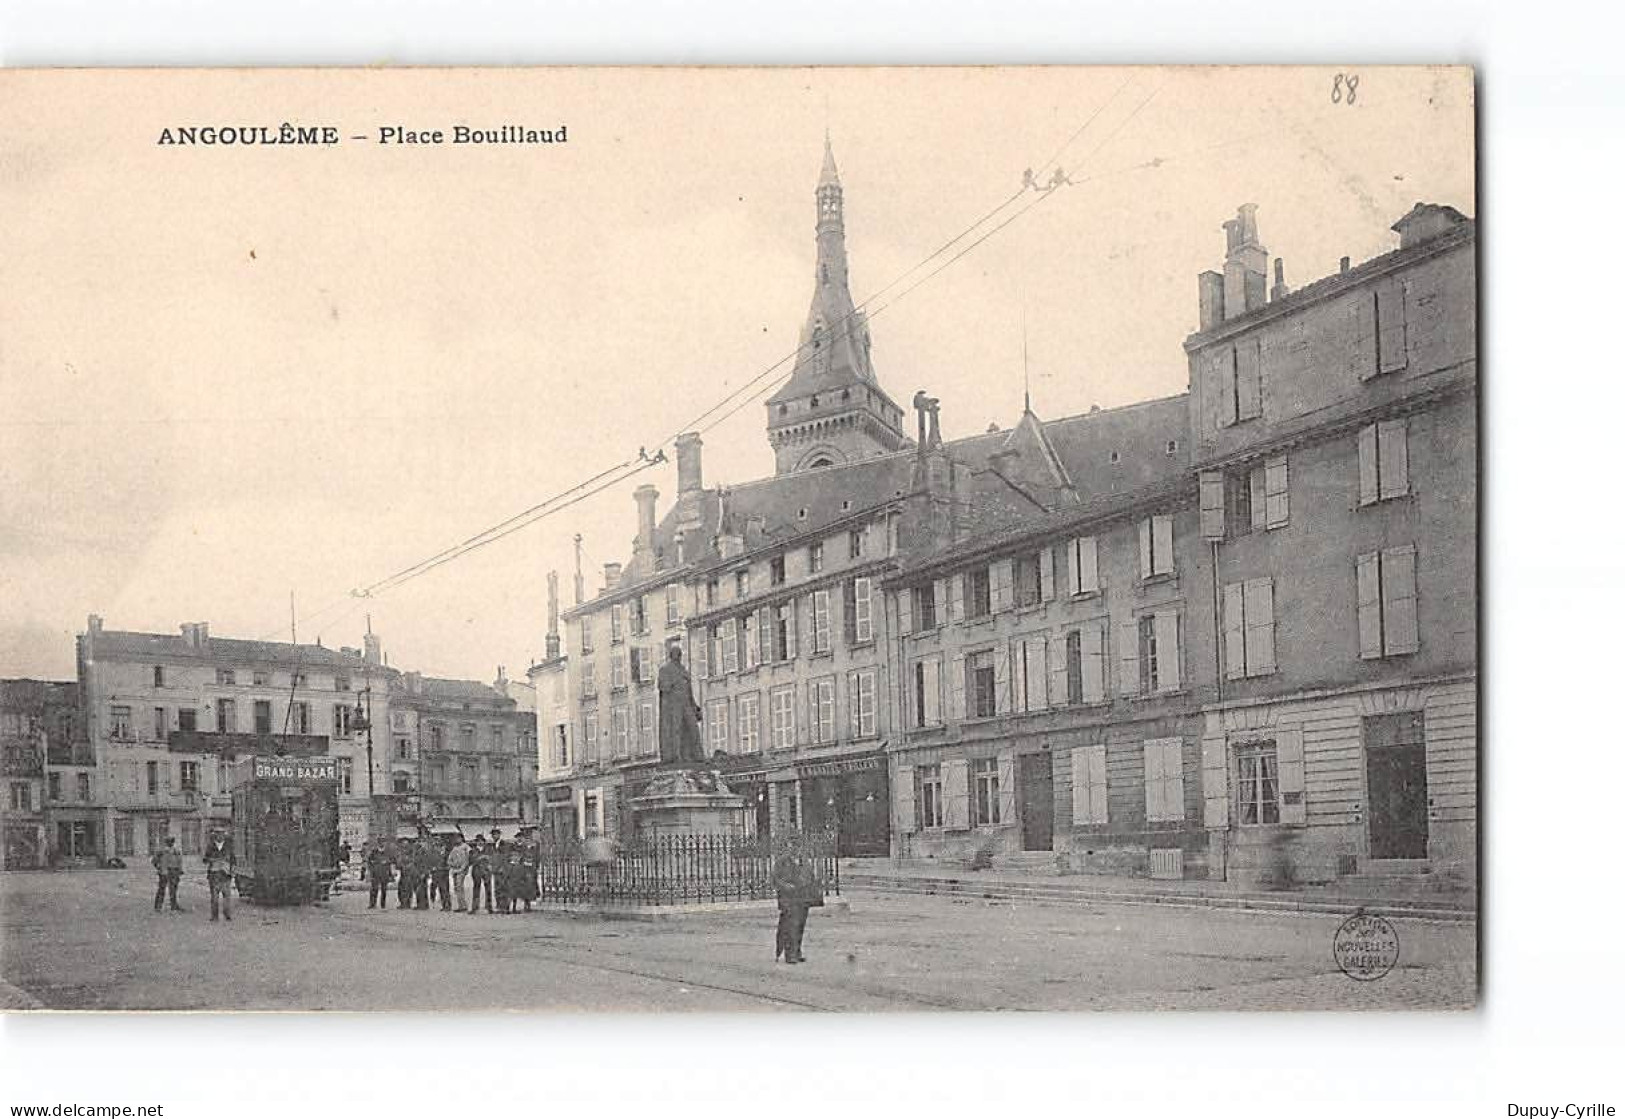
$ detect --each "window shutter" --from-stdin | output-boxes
[1088,745,1109,824]
[1217,346,1238,427]
[1244,577,1277,675]
[896,765,916,833]
[1155,612,1181,692]
[1201,736,1229,828]
[1378,418,1409,500]
[992,560,1013,612]
[1048,634,1068,708]
[1223,582,1246,680]
[1009,641,1027,712]
[1143,740,1164,822]
[943,760,969,830]
[1236,337,1262,419]
[1118,621,1140,697]
[1377,277,1408,374]
[1053,541,1071,598]
[1353,290,1379,381]
[1028,638,1049,709]
[1153,515,1175,576]
[1277,729,1306,826]
[1249,465,1267,532]
[994,645,1010,715]
[1264,455,1290,528]
[1077,536,1099,594]
[841,583,856,648]
[921,657,941,726]
[949,654,966,721]
[948,574,964,623]
[1199,472,1225,540]
[997,753,1016,826]
[757,606,771,665]
[1039,547,1055,602]
[933,579,948,624]
[785,601,798,660]
[1358,424,1379,506]
[1137,519,1153,579]
[794,682,809,747]
[1070,747,1091,826]
[846,672,859,741]
[1356,552,1383,659]
[1083,622,1107,703]
[898,589,914,636]
[1382,545,1420,654]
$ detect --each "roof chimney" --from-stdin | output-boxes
[545,571,561,660]
[180,622,210,650]
[1197,270,1225,331]
[603,562,622,593]
[675,432,703,494]
[363,631,382,667]
[1222,204,1268,319]
[1391,202,1469,250]
[633,484,659,560]
[572,535,585,606]
[87,613,103,634]
[1270,258,1290,302]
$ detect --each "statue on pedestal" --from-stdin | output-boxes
[657,644,706,766]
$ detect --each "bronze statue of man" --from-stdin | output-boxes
[657,644,705,765]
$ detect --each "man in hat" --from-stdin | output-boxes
[203,827,235,922]
[489,827,512,914]
[151,835,184,912]
[365,839,394,909]
[445,832,470,912]
[468,835,495,915]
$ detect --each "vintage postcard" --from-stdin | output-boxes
[0,66,1476,1012]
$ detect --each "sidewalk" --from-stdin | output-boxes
[837,859,1477,923]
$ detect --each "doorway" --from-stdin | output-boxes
[1019,754,1054,851]
[1364,712,1429,860]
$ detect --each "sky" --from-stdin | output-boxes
[0,66,1474,683]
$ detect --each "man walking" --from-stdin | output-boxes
[203,827,234,922]
[432,836,453,911]
[151,835,184,913]
[411,838,434,911]
[395,838,419,910]
[366,840,394,910]
[446,833,470,912]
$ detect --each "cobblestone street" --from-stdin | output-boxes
[1,869,1474,1011]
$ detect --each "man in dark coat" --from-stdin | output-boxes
[512,831,540,913]
[772,834,820,965]
[411,838,435,910]
[490,828,512,914]
[365,841,394,909]
[468,835,494,915]
[431,836,453,911]
[657,645,705,764]
[395,839,420,910]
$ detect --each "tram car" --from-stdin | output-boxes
[230,754,341,904]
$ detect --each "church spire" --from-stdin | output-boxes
[765,137,907,474]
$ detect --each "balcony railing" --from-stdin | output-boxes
[166,731,330,757]
[110,788,210,811]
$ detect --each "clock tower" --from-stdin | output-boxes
[766,136,909,475]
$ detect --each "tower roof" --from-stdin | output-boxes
[819,132,840,187]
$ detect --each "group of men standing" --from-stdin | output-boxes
[362,828,541,915]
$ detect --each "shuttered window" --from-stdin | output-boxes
[1070,745,1108,825]
[810,678,836,743]
[706,698,730,754]
[913,657,942,728]
[1067,536,1100,595]
[1138,514,1175,579]
[853,577,873,644]
[1358,419,1410,505]
[737,693,761,754]
[1357,545,1420,658]
[848,668,877,739]
[1009,636,1049,712]
[811,589,833,654]
[1143,738,1185,822]
[769,686,796,750]
[1222,577,1278,679]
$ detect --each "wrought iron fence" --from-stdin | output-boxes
[535,830,840,907]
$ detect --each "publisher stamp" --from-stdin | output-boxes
[1333,912,1401,981]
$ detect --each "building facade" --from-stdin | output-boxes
[1,679,83,868]
[541,145,1476,886]
[75,616,392,862]
[392,671,536,839]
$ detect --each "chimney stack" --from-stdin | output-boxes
[1339,256,1351,274]
[87,613,103,635]
[1221,204,1268,319]
[545,571,561,660]
[1197,271,1225,331]
[180,622,210,649]
[404,671,421,694]
[675,433,703,494]
[1270,257,1290,302]
[363,632,382,666]
[633,485,659,559]
[573,534,585,606]
[603,562,622,592]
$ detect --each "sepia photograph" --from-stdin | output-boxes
[0,65,1478,1015]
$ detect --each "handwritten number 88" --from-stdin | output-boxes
[1332,73,1359,105]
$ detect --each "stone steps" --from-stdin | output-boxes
[842,871,1475,923]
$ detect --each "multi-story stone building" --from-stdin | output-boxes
[76,616,392,862]
[1186,201,1477,885]
[541,142,1476,886]
[2,678,83,868]
[391,670,536,838]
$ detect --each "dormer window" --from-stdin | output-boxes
[1109,451,1121,464]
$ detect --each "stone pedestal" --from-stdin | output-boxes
[631,768,746,839]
